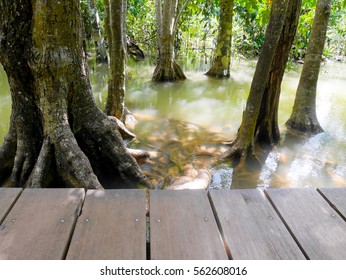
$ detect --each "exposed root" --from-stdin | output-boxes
[108,116,136,142]
[0,132,17,184]
[26,138,55,188]
[127,148,151,163]
[7,137,38,188]
[54,127,103,190]
[77,112,147,188]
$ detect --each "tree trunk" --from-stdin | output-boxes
[0,0,146,189]
[255,0,302,146]
[105,0,127,120]
[221,0,289,165]
[88,0,108,63]
[286,0,331,136]
[0,0,42,186]
[152,0,186,82]
[205,0,234,78]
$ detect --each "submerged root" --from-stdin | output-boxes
[219,139,261,169]
[168,166,211,190]
[285,117,324,137]
[152,59,186,82]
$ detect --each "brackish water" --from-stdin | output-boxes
[1,58,346,189]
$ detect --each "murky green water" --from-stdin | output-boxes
[1,58,346,189]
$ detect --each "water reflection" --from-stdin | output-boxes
[0,58,345,189]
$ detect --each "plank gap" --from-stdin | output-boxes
[264,189,310,260]
[62,190,88,260]
[317,188,346,222]
[0,188,23,224]
[207,191,232,260]
[146,215,151,260]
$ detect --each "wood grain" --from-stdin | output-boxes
[266,188,346,259]
[0,188,84,260]
[66,189,146,260]
[150,190,228,260]
[209,189,305,259]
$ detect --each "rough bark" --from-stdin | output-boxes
[105,0,127,120]
[87,0,108,63]
[255,0,302,146]
[0,0,146,189]
[152,0,186,82]
[0,0,42,187]
[285,0,331,136]
[221,0,289,165]
[205,0,234,78]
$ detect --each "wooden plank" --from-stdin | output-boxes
[150,190,228,260]
[318,188,346,219]
[209,189,305,259]
[0,188,22,223]
[66,189,146,260]
[0,188,84,260]
[266,188,346,260]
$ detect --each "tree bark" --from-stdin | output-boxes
[221,0,289,165]
[152,0,186,82]
[255,0,302,146]
[105,0,127,120]
[205,0,234,78]
[0,0,146,189]
[0,0,42,187]
[285,0,331,136]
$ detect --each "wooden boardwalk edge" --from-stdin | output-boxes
[0,187,345,259]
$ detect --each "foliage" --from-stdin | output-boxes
[81,0,346,60]
[327,0,346,56]
[292,0,346,60]
[80,0,93,40]
[232,0,271,57]
[127,0,157,56]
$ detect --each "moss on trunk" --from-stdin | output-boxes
[152,0,186,82]
[255,0,302,146]
[286,0,331,136]
[206,0,234,78]
[221,0,289,165]
[105,0,127,120]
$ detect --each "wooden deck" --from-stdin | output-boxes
[0,187,345,260]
